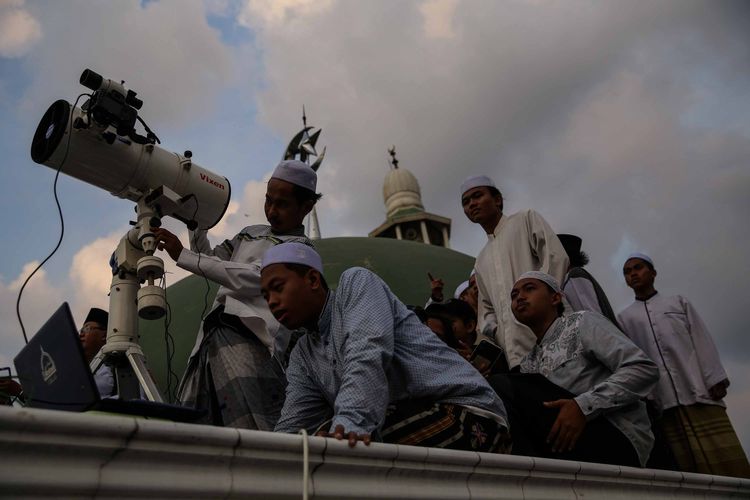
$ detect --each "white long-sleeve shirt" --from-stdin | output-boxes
[617,293,728,411]
[177,225,310,360]
[474,209,569,368]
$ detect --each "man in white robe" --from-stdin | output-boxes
[618,253,749,477]
[461,175,568,369]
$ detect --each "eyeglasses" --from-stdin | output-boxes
[80,325,105,334]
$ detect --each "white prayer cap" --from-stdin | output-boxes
[271,160,317,192]
[460,175,496,197]
[261,242,323,274]
[513,271,562,295]
[625,252,654,268]
[454,280,470,299]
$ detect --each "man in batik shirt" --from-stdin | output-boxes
[491,271,658,467]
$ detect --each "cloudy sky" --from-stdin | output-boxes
[1,0,749,451]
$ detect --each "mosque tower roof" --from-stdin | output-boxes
[383,165,424,219]
[370,147,451,247]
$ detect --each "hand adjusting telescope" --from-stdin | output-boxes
[30,69,232,402]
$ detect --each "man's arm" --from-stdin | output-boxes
[152,227,234,261]
[574,314,659,419]
[330,269,396,436]
[188,228,233,260]
[526,210,569,285]
[152,226,275,298]
[424,272,448,308]
[275,347,333,434]
[682,297,729,396]
[176,249,263,296]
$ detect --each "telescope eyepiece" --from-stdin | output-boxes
[126,90,143,110]
[80,69,103,91]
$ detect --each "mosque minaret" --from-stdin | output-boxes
[369,147,451,248]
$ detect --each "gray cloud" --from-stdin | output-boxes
[246,0,749,350]
[17,0,235,130]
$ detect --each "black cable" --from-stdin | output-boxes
[15,93,90,344]
[187,196,212,322]
[136,115,161,144]
[170,196,211,403]
[161,276,178,403]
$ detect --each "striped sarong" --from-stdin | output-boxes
[380,401,512,454]
[177,309,287,430]
[660,403,750,478]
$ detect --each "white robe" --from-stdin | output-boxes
[617,293,728,411]
[474,209,569,368]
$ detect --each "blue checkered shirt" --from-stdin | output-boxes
[274,267,507,435]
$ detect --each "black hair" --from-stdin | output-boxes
[425,303,459,348]
[623,258,655,273]
[292,184,323,206]
[569,251,590,269]
[283,262,329,291]
[406,305,428,324]
[538,282,565,317]
[486,186,503,212]
[487,186,502,198]
[443,299,477,324]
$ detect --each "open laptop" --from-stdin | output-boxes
[14,302,203,422]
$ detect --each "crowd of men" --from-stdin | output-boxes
[6,159,747,477]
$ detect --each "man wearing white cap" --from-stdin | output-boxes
[495,271,658,466]
[460,175,568,369]
[260,242,511,453]
[151,160,319,430]
[618,253,749,477]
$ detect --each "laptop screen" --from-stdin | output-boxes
[14,302,99,411]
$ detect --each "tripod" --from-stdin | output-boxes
[89,198,167,402]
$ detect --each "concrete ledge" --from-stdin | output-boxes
[1,407,748,498]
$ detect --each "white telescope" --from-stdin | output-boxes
[28,69,232,404]
[30,70,230,229]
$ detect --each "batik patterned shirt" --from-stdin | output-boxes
[520,311,658,466]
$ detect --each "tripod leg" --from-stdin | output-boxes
[115,355,142,400]
[127,350,164,403]
[89,352,104,375]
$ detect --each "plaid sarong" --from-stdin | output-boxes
[380,400,512,454]
[177,309,287,430]
[660,403,750,478]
